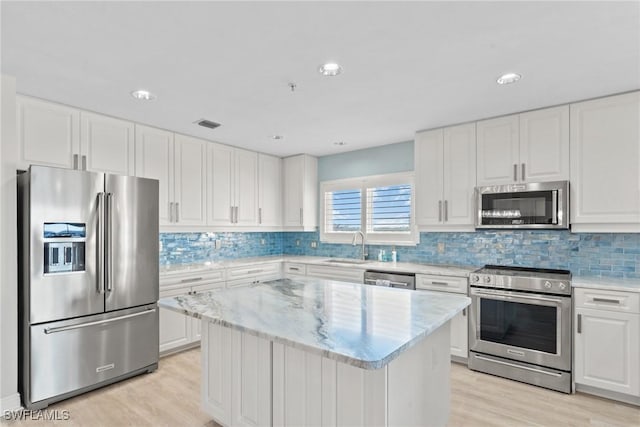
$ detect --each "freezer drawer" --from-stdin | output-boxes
[27,305,158,405]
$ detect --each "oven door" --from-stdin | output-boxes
[469,287,571,371]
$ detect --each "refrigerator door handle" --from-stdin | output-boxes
[106,192,114,292]
[44,308,157,334]
[97,192,106,294]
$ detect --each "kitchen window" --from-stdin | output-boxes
[320,172,417,245]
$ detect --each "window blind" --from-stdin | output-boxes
[324,188,362,232]
[366,184,412,233]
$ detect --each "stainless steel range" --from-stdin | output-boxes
[468,265,572,393]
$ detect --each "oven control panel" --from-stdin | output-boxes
[470,271,571,296]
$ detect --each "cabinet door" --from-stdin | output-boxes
[17,96,80,169]
[234,149,259,226]
[575,308,639,396]
[443,123,476,226]
[450,310,469,359]
[80,112,135,175]
[570,92,640,229]
[258,154,282,227]
[476,114,519,185]
[519,105,569,182]
[283,156,304,228]
[174,134,207,226]
[414,129,444,226]
[207,143,234,225]
[135,125,174,226]
[159,288,191,353]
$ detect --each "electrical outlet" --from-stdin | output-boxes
[260,238,266,245]
[437,242,445,253]
[159,241,163,252]
[296,239,301,246]
[215,239,222,249]
[310,241,317,248]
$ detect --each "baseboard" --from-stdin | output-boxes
[0,393,22,412]
[159,341,200,358]
[576,384,640,406]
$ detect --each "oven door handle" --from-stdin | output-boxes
[472,289,563,304]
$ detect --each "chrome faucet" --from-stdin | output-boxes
[352,231,367,261]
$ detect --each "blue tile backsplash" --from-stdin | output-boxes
[160,231,640,279]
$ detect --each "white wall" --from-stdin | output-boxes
[1,74,20,411]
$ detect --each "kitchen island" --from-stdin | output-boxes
[159,277,470,427]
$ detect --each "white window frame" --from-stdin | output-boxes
[320,172,418,245]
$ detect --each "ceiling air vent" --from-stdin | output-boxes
[195,119,221,130]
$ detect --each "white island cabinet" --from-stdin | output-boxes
[160,277,470,427]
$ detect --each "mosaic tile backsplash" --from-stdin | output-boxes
[160,231,640,279]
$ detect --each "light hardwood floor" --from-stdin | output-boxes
[5,348,639,426]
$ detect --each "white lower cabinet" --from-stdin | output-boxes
[416,274,469,361]
[226,262,282,288]
[574,288,640,401]
[159,288,193,353]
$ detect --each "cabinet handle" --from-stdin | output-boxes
[175,202,179,223]
[438,200,442,222]
[230,206,234,224]
[73,154,79,170]
[592,297,621,305]
[259,207,262,224]
[521,163,525,181]
[82,155,87,171]
[300,208,303,226]
[577,313,582,334]
[513,164,518,182]
[248,269,262,274]
[462,308,466,317]
[169,202,174,223]
[444,200,448,222]
[234,206,239,224]
[430,281,449,286]
[289,267,300,271]
[181,277,203,284]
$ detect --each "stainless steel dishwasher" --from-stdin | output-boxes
[363,270,416,290]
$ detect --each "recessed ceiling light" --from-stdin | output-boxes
[130,89,156,100]
[271,135,284,140]
[318,62,343,76]
[334,141,347,146]
[496,73,522,85]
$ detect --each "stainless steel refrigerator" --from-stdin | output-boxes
[18,165,159,409]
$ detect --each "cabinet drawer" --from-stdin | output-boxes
[226,262,281,281]
[575,288,640,314]
[284,263,306,276]
[305,265,364,283]
[416,274,468,294]
[160,269,225,290]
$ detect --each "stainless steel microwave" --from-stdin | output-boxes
[475,181,569,229]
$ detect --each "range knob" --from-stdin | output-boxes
[471,275,480,283]
[544,281,552,289]
[484,275,492,284]
[558,282,567,291]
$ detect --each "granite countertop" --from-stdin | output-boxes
[572,276,640,293]
[160,255,476,278]
[159,276,470,369]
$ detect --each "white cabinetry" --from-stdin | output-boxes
[415,123,476,230]
[159,269,226,354]
[207,144,259,226]
[570,92,640,232]
[283,154,318,230]
[136,127,207,227]
[258,154,282,227]
[476,106,569,185]
[416,274,468,361]
[305,265,364,283]
[226,262,282,288]
[574,287,639,402]
[17,96,136,175]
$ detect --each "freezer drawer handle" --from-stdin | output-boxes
[44,309,156,334]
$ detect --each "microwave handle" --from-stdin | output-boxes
[552,190,558,224]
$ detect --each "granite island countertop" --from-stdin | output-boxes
[159,276,470,369]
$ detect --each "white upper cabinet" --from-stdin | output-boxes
[282,154,317,231]
[136,127,207,227]
[476,107,569,185]
[476,114,519,185]
[570,91,640,232]
[135,125,174,226]
[17,95,80,170]
[415,123,475,230]
[519,106,569,182]
[174,134,207,226]
[80,112,135,175]
[258,154,282,227]
[207,144,258,227]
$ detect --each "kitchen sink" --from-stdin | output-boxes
[324,259,369,265]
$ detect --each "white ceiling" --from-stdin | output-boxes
[2,1,639,157]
